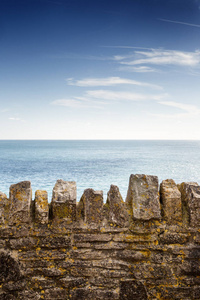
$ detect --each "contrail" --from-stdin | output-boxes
[158,18,200,28]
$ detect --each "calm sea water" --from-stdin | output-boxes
[0,140,200,202]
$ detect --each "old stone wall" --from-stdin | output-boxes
[0,174,200,300]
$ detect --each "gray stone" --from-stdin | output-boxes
[179,182,200,227]
[120,279,148,300]
[77,188,103,224]
[126,174,161,220]
[34,190,49,224]
[51,179,76,221]
[0,192,10,225]
[160,179,182,224]
[105,185,129,227]
[9,181,32,224]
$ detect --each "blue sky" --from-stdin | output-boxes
[1,0,200,139]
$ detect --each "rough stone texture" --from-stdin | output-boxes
[126,174,161,220]
[77,188,103,224]
[0,192,10,225]
[9,181,32,224]
[34,190,49,224]
[1,175,200,299]
[120,279,148,299]
[160,179,182,224]
[104,185,129,227]
[179,182,200,227]
[51,179,76,222]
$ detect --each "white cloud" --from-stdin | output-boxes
[52,99,85,108]
[119,66,156,73]
[9,117,25,122]
[51,89,167,109]
[159,101,200,115]
[120,49,200,67]
[150,100,200,120]
[86,90,166,101]
[66,76,162,89]
[51,98,104,109]
[113,48,200,70]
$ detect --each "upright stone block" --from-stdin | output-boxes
[51,180,76,221]
[126,174,161,220]
[78,189,103,224]
[179,182,200,227]
[35,190,49,224]
[0,192,10,225]
[160,179,182,224]
[105,185,129,227]
[9,181,32,224]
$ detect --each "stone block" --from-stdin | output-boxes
[77,188,103,224]
[42,287,67,299]
[71,288,118,300]
[179,182,200,227]
[126,174,161,220]
[160,287,195,300]
[159,232,189,244]
[59,277,87,288]
[105,185,129,227]
[51,179,76,221]
[34,190,49,224]
[9,237,38,250]
[120,279,147,300]
[160,179,182,223]
[9,181,32,224]
[73,233,112,243]
[39,236,71,248]
[0,192,10,225]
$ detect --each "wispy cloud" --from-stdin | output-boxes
[158,18,200,28]
[9,117,25,122]
[119,66,156,73]
[159,101,200,115]
[152,100,200,119]
[51,97,104,109]
[117,49,200,68]
[51,89,167,109]
[86,90,167,102]
[66,76,162,89]
[52,99,87,108]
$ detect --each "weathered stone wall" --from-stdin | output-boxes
[0,174,200,300]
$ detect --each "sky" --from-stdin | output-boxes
[1,0,200,139]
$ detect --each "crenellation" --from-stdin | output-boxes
[160,179,182,224]
[126,174,161,220]
[51,179,77,222]
[105,185,129,227]
[179,182,200,227]
[34,190,49,224]
[9,181,32,225]
[77,188,104,225]
[0,174,200,299]
[0,191,10,225]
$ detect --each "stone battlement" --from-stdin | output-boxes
[0,174,200,299]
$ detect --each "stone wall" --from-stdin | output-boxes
[0,174,200,300]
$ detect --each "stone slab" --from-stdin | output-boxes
[126,174,161,220]
[9,181,32,224]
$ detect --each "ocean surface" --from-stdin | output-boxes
[0,140,200,202]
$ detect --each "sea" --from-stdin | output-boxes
[0,140,200,202]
